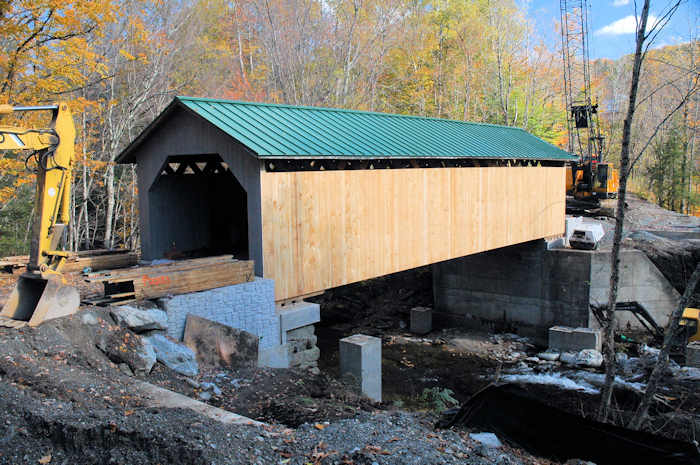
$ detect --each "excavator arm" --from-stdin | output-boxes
[0,103,79,327]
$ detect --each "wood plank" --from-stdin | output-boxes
[88,258,254,303]
[85,255,237,281]
[63,251,138,273]
[261,166,566,302]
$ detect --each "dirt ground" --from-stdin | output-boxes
[0,305,562,465]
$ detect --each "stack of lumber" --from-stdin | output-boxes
[84,255,255,305]
[63,249,139,273]
[0,256,28,274]
[0,249,138,274]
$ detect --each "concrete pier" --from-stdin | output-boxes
[339,334,382,402]
[410,307,432,335]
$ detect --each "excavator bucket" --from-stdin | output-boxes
[0,273,80,328]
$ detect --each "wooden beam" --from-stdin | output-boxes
[85,255,255,304]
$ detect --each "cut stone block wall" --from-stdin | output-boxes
[278,302,321,369]
[158,277,279,349]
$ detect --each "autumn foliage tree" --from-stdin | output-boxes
[0,0,696,258]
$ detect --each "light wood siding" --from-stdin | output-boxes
[261,166,565,301]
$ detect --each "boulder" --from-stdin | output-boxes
[143,333,198,377]
[110,306,168,333]
[575,349,603,368]
[183,315,259,369]
[538,352,560,361]
[559,352,578,365]
[98,327,156,374]
[469,432,502,449]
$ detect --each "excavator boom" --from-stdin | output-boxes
[0,103,79,327]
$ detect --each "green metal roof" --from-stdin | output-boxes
[118,96,575,162]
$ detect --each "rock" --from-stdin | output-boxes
[198,391,212,401]
[560,352,578,365]
[310,367,321,375]
[183,314,258,369]
[143,333,198,377]
[110,306,168,333]
[212,385,222,396]
[184,378,200,389]
[538,352,560,361]
[289,346,320,368]
[576,349,603,368]
[80,311,100,325]
[118,363,134,376]
[99,328,156,375]
[615,352,628,364]
[469,432,502,448]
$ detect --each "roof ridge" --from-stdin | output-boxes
[176,96,523,131]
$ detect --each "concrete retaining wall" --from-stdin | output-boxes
[433,240,680,343]
[158,278,279,349]
[433,241,591,343]
[589,249,679,328]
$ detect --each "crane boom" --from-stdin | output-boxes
[560,0,618,202]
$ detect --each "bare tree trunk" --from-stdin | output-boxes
[104,163,115,248]
[628,263,700,430]
[598,0,651,422]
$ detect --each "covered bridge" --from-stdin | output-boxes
[117,96,575,302]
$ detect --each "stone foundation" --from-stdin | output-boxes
[287,325,320,369]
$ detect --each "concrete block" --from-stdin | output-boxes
[548,326,573,351]
[571,327,602,352]
[158,278,279,349]
[410,307,432,335]
[278,302,320,344]
[549,326,601,352]
[687,342,700,368]
[339,334,382,402]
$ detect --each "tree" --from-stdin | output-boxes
[646,120,693,212]
[597,0,689,421]
[628,263,700,430]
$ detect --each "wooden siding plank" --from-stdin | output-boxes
[261,166,565,301]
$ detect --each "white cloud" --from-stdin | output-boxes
[595,15,659,36]
[612,0,630,6]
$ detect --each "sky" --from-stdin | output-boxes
[524,0,699,60]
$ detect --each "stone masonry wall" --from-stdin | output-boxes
[158,277,279,350]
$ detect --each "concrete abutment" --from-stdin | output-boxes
[433,240,680,344]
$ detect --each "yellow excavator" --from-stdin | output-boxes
[0,102,80,327]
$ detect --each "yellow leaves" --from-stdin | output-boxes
[119,49,137,61]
